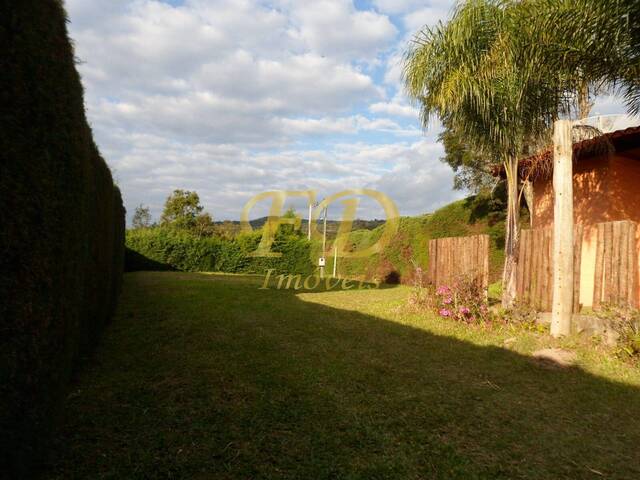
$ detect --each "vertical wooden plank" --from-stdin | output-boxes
[516,230,525,300]
[593,223,605,309]
[528,230,536,307]
[547,227,554,311]
[438,238,442,286]
[573,224,583,313]
[604,222,614,304]
[483,234,489,291]
[619,221,629,305]
[440,238,445,286]
[533,228,542,310]
[522,229,531,304]
[470,236,475,282]
[540,228,549,311]
[612,221,622,304]
[429,239,435,285]
[435,238,440,287]
[545,227,553,311]
[471,236,476,282]
[629,222,638,308]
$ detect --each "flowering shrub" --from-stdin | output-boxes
[407,266,490,324]
[432,277,490,324]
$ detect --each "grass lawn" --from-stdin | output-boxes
[42,272,640,479]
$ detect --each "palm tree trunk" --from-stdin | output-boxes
[502,156,520,308]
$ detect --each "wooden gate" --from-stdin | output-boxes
[593,220,638,308]
[427,234,489,289]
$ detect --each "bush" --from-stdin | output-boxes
[432,277,491,324]
[595,305,640,361]
[125,227,315,276]
[0,2,125,476]
[408,270,491,324]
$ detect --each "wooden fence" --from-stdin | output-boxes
[516,225,583,312]
[427,234,489,289]
[593,220,638,308]
[517,220,638,311]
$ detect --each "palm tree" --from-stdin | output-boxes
[403,0,638,307]
[403,1,561,306]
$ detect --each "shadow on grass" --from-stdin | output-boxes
[42,272,640,480]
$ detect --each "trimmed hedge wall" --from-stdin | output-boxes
[126,228,315,276]
[0,1,125,477]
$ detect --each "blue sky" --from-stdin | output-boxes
[64,0,630,221]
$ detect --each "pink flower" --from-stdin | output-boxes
[443,296,453,305]
[439,308,451,317]
[436,285,450,296]
[459,306,471,315]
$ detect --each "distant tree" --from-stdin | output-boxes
[161,189,204,230]
[214,221,238,240]
[278,207,301,236]
[131,204,152,229]
[194,212,216,238]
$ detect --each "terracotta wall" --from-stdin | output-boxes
[530,149,640,308]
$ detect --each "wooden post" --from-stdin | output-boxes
[551,120,574,337]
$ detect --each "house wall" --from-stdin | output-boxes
[530,149,640,308]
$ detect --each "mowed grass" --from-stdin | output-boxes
[43,272,640,479]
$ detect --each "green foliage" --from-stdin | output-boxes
[338,192,507,284]
[438,121,496,193]
[0,1,125,476]
[125,227,314,276]
[193,212,216,238]
[161,189,204,230]
[595,305,640,361]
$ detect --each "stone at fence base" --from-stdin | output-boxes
[536,312,619,345]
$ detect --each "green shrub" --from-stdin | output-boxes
[595,305,640,361]
[0,2,125,476]
[125,228,315,276]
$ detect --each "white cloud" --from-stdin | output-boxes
[64,0,465,223]
[370,100,418,118]
[285,0,397,60]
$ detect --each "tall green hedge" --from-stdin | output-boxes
[126,228,315,276]
[0,1,125,477]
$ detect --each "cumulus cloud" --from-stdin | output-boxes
[64,0,465,222]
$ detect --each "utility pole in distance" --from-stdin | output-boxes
[308,201,318,240]
[332,243,337,277]
[320,207,328,278]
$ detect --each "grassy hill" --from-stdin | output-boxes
[333,191,510,285]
